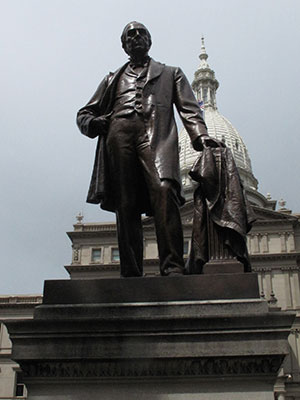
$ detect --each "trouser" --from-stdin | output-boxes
[106,113,184,277]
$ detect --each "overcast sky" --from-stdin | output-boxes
[1,0,299,294]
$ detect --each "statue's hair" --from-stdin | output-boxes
[121,21,152,49]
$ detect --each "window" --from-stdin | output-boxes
[16,384,25,397]
[184,241,189,255]
[91,248,102,263]
[203,88,208,103]
[111,248,120,262]
[15,372,27,398]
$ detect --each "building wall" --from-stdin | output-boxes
[0,296,42,399]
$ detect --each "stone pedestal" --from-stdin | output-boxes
[6,274,295,400]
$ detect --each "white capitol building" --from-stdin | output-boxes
[1,40,300,399]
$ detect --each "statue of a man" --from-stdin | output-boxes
[77,21,218,277]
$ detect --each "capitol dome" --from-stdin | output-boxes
[179,38,260,204]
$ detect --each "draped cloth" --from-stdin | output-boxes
[185,146,256,274]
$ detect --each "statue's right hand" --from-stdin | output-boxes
[202,136,226,148]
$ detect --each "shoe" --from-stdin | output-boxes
[164,268,184,276]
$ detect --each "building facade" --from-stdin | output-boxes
[0,295,42,399]
[1,40,299,399]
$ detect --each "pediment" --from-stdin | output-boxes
[180,201,298,225]
[252,206,297,222]
[143,201,297,227]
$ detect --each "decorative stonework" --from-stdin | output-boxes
[251,253,300,262]
[72,246,80,264]
[66,264,120,273]
[254,266,273,272]
[20,356,283,379]
[279,266,299,271]
[0,296,43,308]
[291,328,300,334]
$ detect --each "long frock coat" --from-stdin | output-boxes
[77,58,208,214]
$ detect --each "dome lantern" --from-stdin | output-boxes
[192,37,219,109]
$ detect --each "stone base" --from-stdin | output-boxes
[203,260,244,274]
[5,274,295,400]
[24,379,276,400]
[41,273,259,304]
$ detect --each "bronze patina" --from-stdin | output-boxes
[77,22,223,277]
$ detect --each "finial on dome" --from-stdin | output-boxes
[199,36,208,61]
[76,212,84,224]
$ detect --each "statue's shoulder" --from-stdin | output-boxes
[150,58,165,66]
[152,59,181,74]
[157,62,184,81]
[106,62,129,84]
[150,58,171,71]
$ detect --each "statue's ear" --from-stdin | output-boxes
[121,41,130,56]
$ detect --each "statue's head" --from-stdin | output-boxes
[121,21,152,58]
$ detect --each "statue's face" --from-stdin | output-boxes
[122,22,151,58]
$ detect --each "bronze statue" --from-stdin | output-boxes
[77,21,219,277]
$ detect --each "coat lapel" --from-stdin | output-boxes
[100,62,129,113]
[95,59,164,112]
[145,58,165,85]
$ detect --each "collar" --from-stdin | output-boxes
[129,55,150,68]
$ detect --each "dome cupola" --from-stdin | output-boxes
[192,37,219,109]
